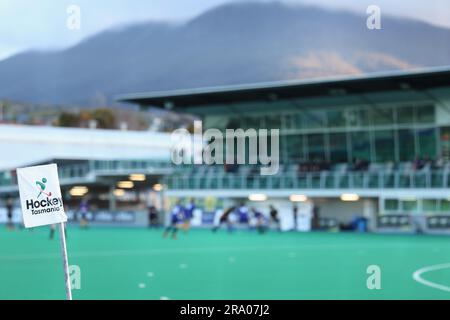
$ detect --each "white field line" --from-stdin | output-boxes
[0,243,398,261]
[412,263,450,293]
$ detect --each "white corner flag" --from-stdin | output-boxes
[17,163,72,300]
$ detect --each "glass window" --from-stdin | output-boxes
[416,105,435,123]
[295,113,304,129]
[423,199,438,212]
[329,133,348,163]
[327,110,346,128]
[307,134,326,161]
[441,200,450,212]
[243,116,261,130]
[226,117,241,129]
[385,199,399,211]
[397,106,415,124]
[374,130,395,162]
[440,127,450,160]
[286,134,305,161]
[265,115,281,129]
[351,131,371,162]
[304,110,326,129]
[398,129,416,162]
[345,109,366,127]
[417,128,437,159]
[282,114,295,130]
[401,200,418,212]
[359,109,371,127]
[372,107,394,125]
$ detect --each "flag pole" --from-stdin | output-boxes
[58,222,72,300]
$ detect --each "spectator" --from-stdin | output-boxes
[249,165,259,176]
[224,163,238,173]
[423,155,432,168]
[353,158,369,171]
[433,156,444,170]
[413,156,425,170]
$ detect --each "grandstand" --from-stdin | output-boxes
[118,67,450,234]
[2,67,450,233]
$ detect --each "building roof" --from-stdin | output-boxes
[116,67,450,111]
[0,125,172,170]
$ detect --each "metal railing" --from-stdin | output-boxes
[2,160,449,190]
[0,159,172,189]
[163,170,450,190]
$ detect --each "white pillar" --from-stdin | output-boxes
[109,185,116,212]
[363,199,377,231]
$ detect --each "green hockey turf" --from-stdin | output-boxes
[0,226,449,300]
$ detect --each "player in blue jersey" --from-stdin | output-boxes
[163,200,184,240]
[79,199,89,229]
[237,202,250,228]
[183,198,196,232]
[251,208,268,234]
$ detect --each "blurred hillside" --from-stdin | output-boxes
[0,1,449,112]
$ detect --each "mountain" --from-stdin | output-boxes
[0,1,449,106]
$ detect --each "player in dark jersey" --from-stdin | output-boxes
[148,205,159,229]
[269,205,281,231]
[163,201,184,239]
[6,196,14,230]
[212,206,236,233]
[292,204,299,231]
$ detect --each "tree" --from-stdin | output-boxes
[58,112,80,127]
[91,108,116,129]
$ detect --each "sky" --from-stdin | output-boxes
[1,0,449,61]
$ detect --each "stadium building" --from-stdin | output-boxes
[118,67,450,234]
[0,124,172,226]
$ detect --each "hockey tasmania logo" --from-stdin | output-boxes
[26,177,63,216]
[17,164,67,228]
[36,177,52,198]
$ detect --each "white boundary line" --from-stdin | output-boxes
[0,243,406,262]
[412,263,450,293]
